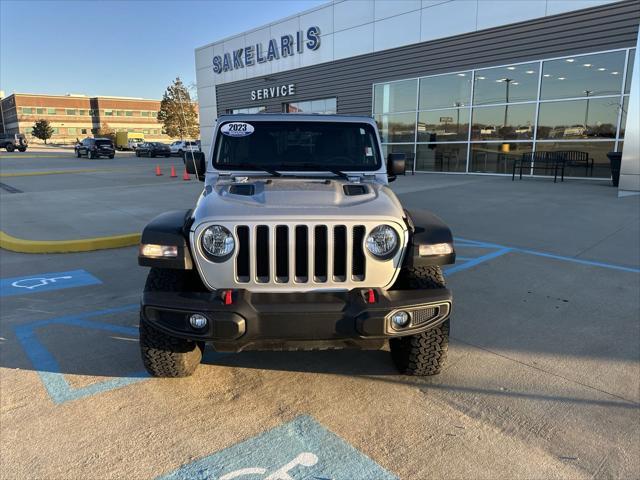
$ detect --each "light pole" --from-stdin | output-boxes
[454,101,462,134]
[502,78,514,128]
[584,90,592,130]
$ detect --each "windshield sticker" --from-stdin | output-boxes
[221,122,254,137]
[365,147,373,157]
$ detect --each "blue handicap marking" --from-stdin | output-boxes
[158,415,398,480]
[0,269,101,297]
[14,304,148,404]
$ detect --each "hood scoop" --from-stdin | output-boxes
[228,184,255,196]
[343,184,370,196]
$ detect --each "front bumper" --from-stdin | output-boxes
[141,287,452,352]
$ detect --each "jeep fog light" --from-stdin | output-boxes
[419,243,454,256]
[201,225,235,260]
[366,225,398,259]
[391,311,410,329]
[140,244,178,258]
[189,313,208,329]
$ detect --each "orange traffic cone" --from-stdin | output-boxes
[182,168,190,181]
[170,165,177,178]
[155,165,162,176]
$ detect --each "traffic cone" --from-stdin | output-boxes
[182,168,190,181]
[155,165,162,176]
[170,165,177,178]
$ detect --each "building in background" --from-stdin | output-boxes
[195,0,638,182]
[0,93,198,143]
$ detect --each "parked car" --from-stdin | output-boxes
[170,140,199,156]
[137,114,455,378]
[0,133,28,152]
[75,138,115,159]
[135,142,171,158]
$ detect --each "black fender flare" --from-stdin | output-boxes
[138,209,194,269]
[403,209,456,267]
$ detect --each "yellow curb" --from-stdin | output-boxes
[0,169,108,178]
[0,230,140,253]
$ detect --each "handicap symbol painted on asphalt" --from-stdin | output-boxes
[157,415,398,480]
[0,269,101,297]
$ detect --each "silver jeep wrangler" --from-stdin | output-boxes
[138,114,455,377]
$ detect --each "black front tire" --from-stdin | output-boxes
[18,147,26,152]
[389,266,450,376]
[139,268,203,377]
[6,144,15,152]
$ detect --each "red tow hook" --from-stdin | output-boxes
[223,290,233,305]
[366,288,376,304]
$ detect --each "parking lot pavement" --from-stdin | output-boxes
[1,165,639,479]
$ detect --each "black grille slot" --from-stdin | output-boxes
[352,225,366,281]
[333,226,347,282]
[236,226,250,282]
[275,226,289,283]
[256,225,269,283]
[314,226,328,282]
[295,226,308,282]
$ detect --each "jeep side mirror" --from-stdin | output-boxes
[185,151,206,181]
[387,153,406,182]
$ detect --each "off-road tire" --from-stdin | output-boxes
[389,266,449,376]
[6,144,15,152]
[139,268,203,377]
[18,147,26,152]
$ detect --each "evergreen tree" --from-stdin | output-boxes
[157,77,199,140]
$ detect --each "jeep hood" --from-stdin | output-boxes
[192,178,405,222]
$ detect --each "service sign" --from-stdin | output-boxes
[221,122,254,137]
[213,26,321,74]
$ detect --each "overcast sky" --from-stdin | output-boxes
[0,0,325,99]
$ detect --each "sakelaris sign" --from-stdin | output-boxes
[213,26,321,74]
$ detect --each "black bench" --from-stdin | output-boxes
[555,150,593,177]
[512,151,566,183]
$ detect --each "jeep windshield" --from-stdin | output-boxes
[213,121,381,173]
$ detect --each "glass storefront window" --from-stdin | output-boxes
[619,96,629,139]
[625,49,635,94]
[374,79,417,114]
[375,113,416,143]
[285,98,336,114]
[535,141,614,178]
[419,72,471,110]
[470,142,533,174]
[471,103,536,140]
[540,51,625,100]
[416,143,467,172]
[537,97,619,140]
[417,108,469,142]
[473,63,539,105]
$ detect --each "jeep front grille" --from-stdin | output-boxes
[192,220,406,292]
[235,224,368,285]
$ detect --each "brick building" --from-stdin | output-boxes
[0,92,198,143]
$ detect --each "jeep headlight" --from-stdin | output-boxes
[366,225,399,260]
[201,225,235,261]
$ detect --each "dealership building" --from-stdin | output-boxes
[195,0,639,189]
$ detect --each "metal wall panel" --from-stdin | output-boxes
[215,1,638,118]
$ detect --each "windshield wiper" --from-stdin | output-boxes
[233,163,281,177]
[280,163,349,180]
